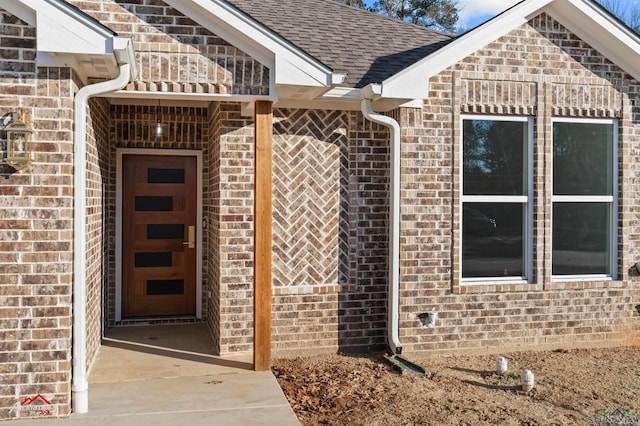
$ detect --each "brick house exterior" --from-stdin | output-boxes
[1,0,639,419]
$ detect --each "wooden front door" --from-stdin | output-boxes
[122,155,197,318]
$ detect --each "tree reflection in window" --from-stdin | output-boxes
[462,118,530,280]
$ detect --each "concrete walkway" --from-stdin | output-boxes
[6,324,299,426]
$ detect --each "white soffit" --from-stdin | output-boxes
[3,0,136,82]
[164,0,338,89]
[10,0,115,55]
[381,0,640,100]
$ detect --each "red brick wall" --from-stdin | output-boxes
[0,9,74,419]
[215,103,255,354]
[68,0,269,95]
[398,14,640,353]
[3,5,640,421]
[85,96,111,373]
[205,102,222,353]
[270,109,390,355]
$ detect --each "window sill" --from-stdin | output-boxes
[546,279,627,291]
[551,274,612,281]
[455,282,540,294]
[462,277,529,285]
[455,279,628,293]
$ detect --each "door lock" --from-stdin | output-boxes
[182,225,195,249]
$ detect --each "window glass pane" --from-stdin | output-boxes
[553,203,610,275]
[553,122,613,196]
[147,280,184,295]
[135,252,173,268]
[147,224,184,240]
[462,203,525,278]
[463,120,528,196]
[135,196,173,212]
[148,168,185,184]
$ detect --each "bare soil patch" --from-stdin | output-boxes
[273,346,640,425]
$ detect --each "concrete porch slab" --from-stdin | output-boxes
[91,323,253,383]
[5,324,299,426]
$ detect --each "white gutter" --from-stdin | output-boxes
[72,61,132,414]
[360,91,402,355]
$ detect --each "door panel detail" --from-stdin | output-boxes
[147,224,185,240]
[146,280,185,295]
[122,155,197,317]
[134,252,173,268]
[147,168,185,184]
[135,196,173,212]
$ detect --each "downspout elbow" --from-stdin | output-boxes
[360,98,402,355]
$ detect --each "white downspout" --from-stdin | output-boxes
[361,97,402,355]
[72,62,131,414]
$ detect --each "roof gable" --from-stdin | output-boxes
[381,0,640,99]
[164,0,341,90]
[14,0,115,55]
[3,0,135,82]
[224,0,452,88]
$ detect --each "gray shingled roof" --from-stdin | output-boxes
[223,0,454,88]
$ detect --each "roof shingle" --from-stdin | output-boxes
[223,0,454,88]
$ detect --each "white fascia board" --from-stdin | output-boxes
[361,83,382,99]
[110,37,138,79]
[320,86,423,110]
[380,0,640,99]
[164,0,274,69]
[30,0,114,55]
[3,0,37,26]
[380,0,552,100]
[304,85,421,111]
[320,85,381,102]
[547,0,640,82]
[108,90,277,103]
[111,38,135,65]
[4,1,135,81]
[165,0,335,88]
[322,87,362,100]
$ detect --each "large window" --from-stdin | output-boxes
[462,117,533,281]
[552,119,617,278]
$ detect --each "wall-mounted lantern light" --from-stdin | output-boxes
[4,109,31,170]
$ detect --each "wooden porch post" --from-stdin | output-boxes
[254,100,273,371]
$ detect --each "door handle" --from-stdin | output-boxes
[182,226,195,249]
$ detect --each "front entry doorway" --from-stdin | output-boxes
[121,154,198,318]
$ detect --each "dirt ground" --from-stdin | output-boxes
[273,346,640,425]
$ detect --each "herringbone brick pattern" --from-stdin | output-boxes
[272,109,349,290]
[270,110,390,354]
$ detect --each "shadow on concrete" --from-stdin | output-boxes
[102,337,252,371]
[99,323,253,377]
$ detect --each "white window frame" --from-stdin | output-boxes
[551,117,618,281]
[460,115,534,284]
